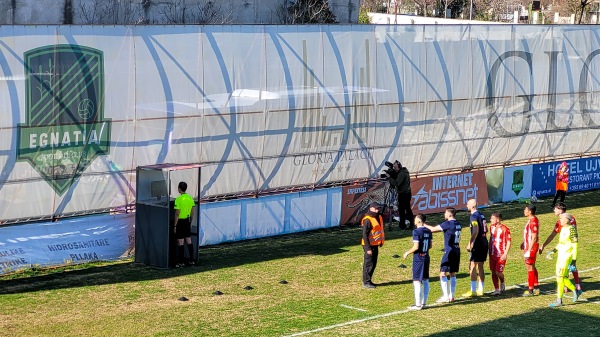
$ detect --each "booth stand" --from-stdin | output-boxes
[135,163,201,269]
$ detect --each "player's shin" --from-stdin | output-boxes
[413,281,422,306]
[563,277,575,293]
[527,271,535,290]
[572,270,580,288]
[440,276,449,299]
[491,273,499,290]
[557,276,565,299]
[423,280,430,305]
[450,276,457,298]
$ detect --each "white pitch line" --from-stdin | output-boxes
[339,304,368,312]
[282,266,600,337]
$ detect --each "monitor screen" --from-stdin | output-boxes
[150,180,168,198]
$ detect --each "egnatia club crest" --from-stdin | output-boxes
[17,45,111,195]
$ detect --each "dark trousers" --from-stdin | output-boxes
[552,190,566,207]
[397,192,414,228]
[363,246,379,284]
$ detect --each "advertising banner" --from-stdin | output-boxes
[532,157,600,198]
[341,181,393,225]
[0,213,134,275]
[341,170,489,224]
[410,171,489,215]
[502,165,534,202]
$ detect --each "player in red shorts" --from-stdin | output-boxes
[521,204,540,296]
[488,212,511,295]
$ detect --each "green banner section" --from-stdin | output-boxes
[17,122,111,195]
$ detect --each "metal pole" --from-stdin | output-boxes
[470,0,473,20]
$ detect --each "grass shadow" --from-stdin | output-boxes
[423,305,599,337]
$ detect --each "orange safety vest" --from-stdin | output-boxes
[361,215,385,246]
[556,166,569,191]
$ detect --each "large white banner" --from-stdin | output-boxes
[0,25,600,221]
[0,213,134,274]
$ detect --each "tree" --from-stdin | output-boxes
[360,0,388,12]
[471,0,507,20]
[358,6,371,23]
[435,0,467,17]
[413,0,437,16]
[577,0,592,23]
[157,0,233,24]
[274,0,337,24]
[441,0,459,17]
[77,0,146,24]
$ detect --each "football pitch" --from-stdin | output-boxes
[2,191,600,337]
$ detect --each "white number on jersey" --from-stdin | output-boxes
[423,240,429,253]
[454,230,461,244]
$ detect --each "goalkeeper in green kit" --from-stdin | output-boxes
[547,213,580,307]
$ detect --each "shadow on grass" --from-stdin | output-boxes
[377,280,413,287]
[424,300,600,337]
[417,280,600,337]
[429,275,600,308]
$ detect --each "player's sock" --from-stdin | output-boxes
[471,281,477,292]
[450,276,457,299]
[478,281,484,293]
[187,244,195,262]
[413,281,422,306]
[177,245,185,265]
[500,283,505,292]
[498,273,505,285]
[441,276,449,299]
[557,277,565,299]
[527,271,535,289]
[491,274,499,290]
[572,271,580,286]
[423,280,430,305]
[533,269,539,287]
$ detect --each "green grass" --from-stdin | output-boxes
[2,191,600,336]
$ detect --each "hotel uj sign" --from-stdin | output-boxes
[17,45,111,195]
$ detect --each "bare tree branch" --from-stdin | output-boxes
[274,0,337,24]
[77,0,145,25]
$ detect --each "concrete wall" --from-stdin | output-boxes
[2,0,360,24]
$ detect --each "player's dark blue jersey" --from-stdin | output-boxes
[412,227,432,255]
[440,219,462,251]
[470,210,488,243]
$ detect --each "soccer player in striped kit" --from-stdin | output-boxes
[521,205,540,296]
[488,212,511,295]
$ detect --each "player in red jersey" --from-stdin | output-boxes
[521,204,540,296]
[489,212,511,295]
[540,202,582,294]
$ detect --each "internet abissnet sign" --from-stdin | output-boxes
[531,156,600,198]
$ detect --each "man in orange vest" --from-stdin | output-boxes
[552,162,569,209]
[362,202,385,289]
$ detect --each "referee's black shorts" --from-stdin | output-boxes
[175,218,191,239]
